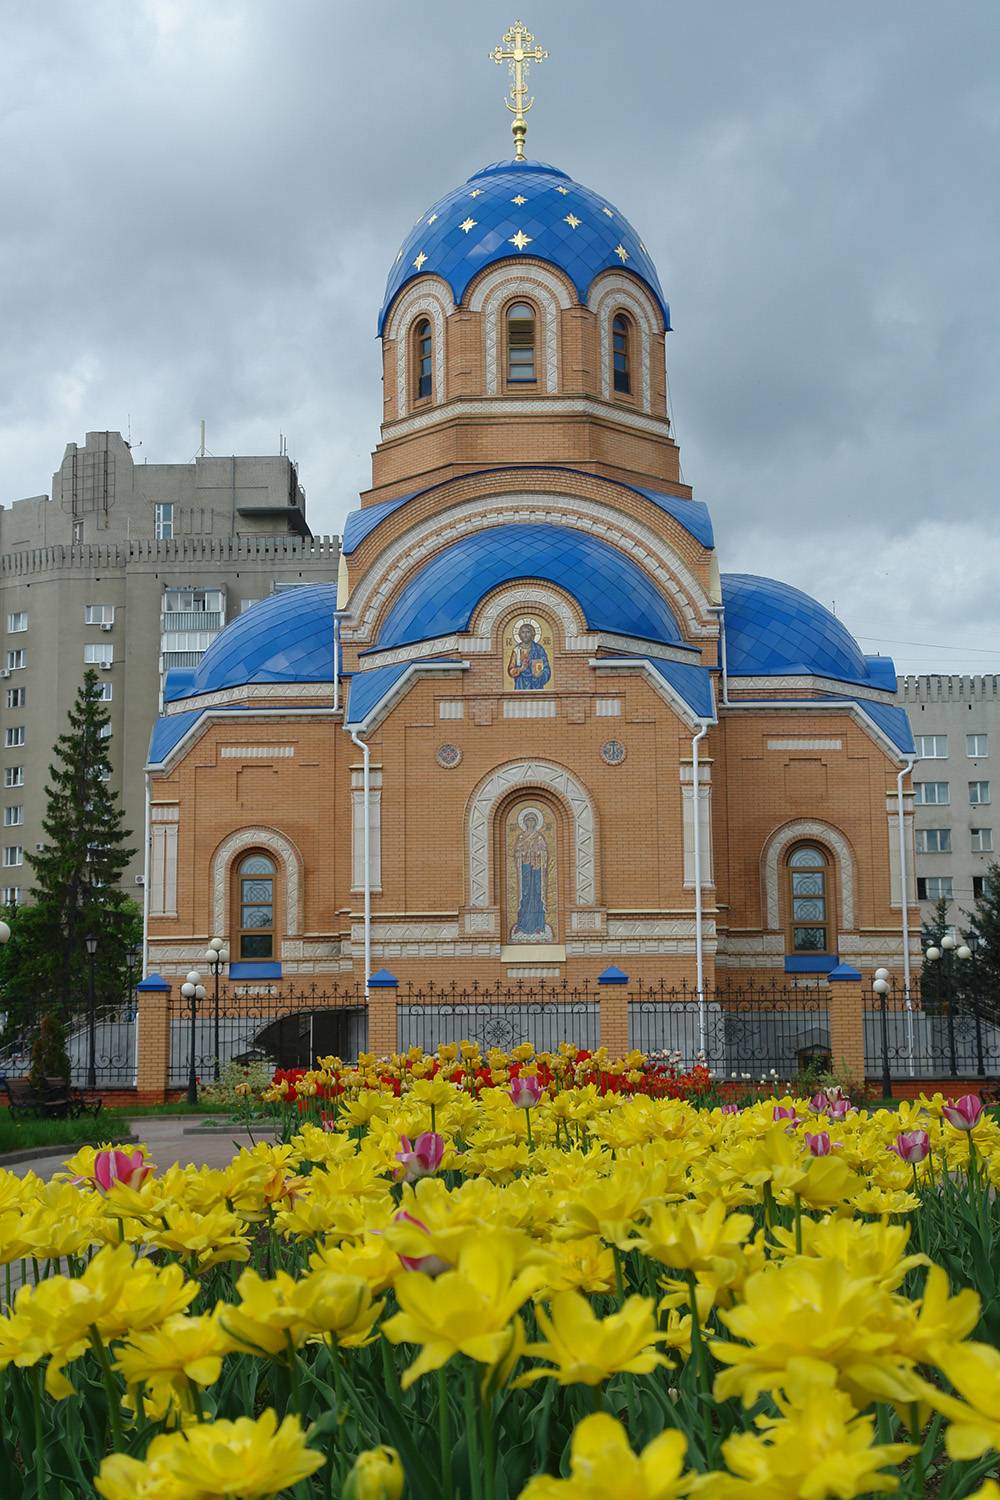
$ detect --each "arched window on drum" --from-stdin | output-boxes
[414,319,433,402]
[237,853,276,959]
[612,312,631,394]
[506,302,536,383]
[786,845,834,954]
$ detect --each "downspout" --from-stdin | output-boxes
[691,721,710,1057]
[141,771,151,978]
[897,756,916,1073]
[349,728,371,1010]
[709,605,728,705]
[332,613,341,714]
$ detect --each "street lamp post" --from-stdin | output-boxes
[85,932,98,1089]
[873,971,892,1100]
[124,943,139,1019]
[925,933,972,1078]
[182,969,203,1106]
[204,938,230,1082]
[965,930,985,1077]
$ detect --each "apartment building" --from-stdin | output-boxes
[896,675,1000,936]
[0,431,338,899]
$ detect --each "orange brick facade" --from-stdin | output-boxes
[143,160,918,1081]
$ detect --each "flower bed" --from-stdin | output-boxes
[0,1041,998,1499]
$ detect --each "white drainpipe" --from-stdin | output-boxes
[349,728,371,1008]
[332,612,342,714]
[141,771,151,978]
[691,721,710,1055]
[897,756,916,1073]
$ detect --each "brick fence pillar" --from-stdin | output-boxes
[135,974,173,1099]
[598,966,629,1058]
[367,968,399,1058]
[827,964,864,1079]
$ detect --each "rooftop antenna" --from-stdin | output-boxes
[200,420,206,458]
[124,413,141,452]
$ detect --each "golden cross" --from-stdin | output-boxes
[489,19,548,161]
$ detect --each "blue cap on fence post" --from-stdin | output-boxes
[136,974,172,992]
[368,968,398,988]
[597,966,629,985]
[828,963,862,982]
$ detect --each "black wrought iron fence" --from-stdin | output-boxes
[166,982,367,1089]
[864,980,1000,1082]
[0,1010,137,1090]
[627,979,830,1077]
[397,980,600,1055]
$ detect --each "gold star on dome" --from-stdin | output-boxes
[512,194,527,205]
[460,217,477,233]
[640,242,646,254]
[564,213,581,229]
[555,185,569,195]
[470,189,484,198]
[427,213,438,224]
[614,243,629,262]
[603,207,614,218]
[395,250,402,263]
[413,251,428,270]
[509,229,532,251]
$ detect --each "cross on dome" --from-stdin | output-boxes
[489,19,548,161]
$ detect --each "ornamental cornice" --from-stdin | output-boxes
[379,395,671,444]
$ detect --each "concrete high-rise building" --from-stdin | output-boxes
[0,431,338,899]
[897,675,1000,935]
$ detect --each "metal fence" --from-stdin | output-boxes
[627,979,830,1076]
[166,982,368,1089]
[0,1009,138,1090]
[864,983,1000,1082]
[397,981,601,1056]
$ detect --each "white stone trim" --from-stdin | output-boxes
[351,783,382,894]
[503,699,556,718]
[149,824,177,918]
[468,263,573,314]
[211,826,304,938]
[220,745,295,758]
[380,395,671,444]
[384,283,450,418]
[762,821,855,932]
[588,278,656,411]
[680,763,714,889]
[767,739,842,751]
[341,493,715,648]
[467,761,597,908]
[359,629,701,672]
[474,585,585,643]
[477,276,561,394]
[163,684,336,715]
[727,676,897,703]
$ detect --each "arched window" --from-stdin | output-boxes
[237,853,276,958]
[786,845,833,953]
[414,319,432,401]
[507,302,536,383]
[612,313,631,394]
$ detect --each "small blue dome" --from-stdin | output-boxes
[163,584,337,702]
[378,159,669,334]
[721,574,890,688]
[372,523,686,652]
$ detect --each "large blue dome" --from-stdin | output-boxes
[378,158,669,334]
[721,574,896,690]
[371,523,687,652]
[163,584,337,702]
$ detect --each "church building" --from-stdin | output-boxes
[142,38,918,1071]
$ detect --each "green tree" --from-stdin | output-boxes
[0,670,137,1029]
[28,1011,72,1089]
[962,860,1000,1018]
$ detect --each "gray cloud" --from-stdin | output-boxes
[1,0,998,673]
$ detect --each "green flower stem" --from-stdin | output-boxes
[284,1332,304,1418]
[590,1383,605,1413]
[438,1365,453,1500]
[32,1362,46,1500]
[685,1269,714,1467]
[524,1109,534,1151]
[480,1384,497,1500]
[793,1194,803,1256]
[908,1402,925,1497]
[463,1362,484,1500]
[612,1246,626,1309]
[89,1325,124,1452]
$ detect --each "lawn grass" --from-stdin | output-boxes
[0,1113,131,1156]
[102,1101,232,1118]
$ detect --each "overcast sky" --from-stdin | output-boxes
[2,1,998,675]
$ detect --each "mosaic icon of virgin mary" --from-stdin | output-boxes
[508,807,555,943]
[506,619,551,690]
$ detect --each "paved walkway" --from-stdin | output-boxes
[4,1115,277,1181]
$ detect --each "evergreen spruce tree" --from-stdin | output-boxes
[1,670,137,1024]
[964,859,1000,1017]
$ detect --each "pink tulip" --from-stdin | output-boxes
[804,1132,838,1156]
[888,1130,930,1163]
[773,1106,803,1126]
[394,1132,446,1182]
[827,1099,855,1121]
[71,1146,155,1194]
[720,1103,741,1115]
[810,1090,855,1118]
[508,1075,545,1109]
[942,1094,984,1131]
[392,1212,451,1277]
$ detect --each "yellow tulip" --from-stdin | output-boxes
[517,1412,690,1500]
[518,1291,671,1386]
[342,1446,405,1500]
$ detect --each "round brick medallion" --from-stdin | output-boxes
[600,739,627,766]
[435,743,463,768]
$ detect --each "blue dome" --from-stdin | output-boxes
[721,574,890,688]
[378,159,669,334]
[163,584,337,702]
[373,523,687,652]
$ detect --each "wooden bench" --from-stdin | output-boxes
[1,1076,102,1121]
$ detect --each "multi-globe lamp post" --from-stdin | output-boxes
[85,932,99,1090]
[181,969,207,1105]
[204,937,230,1082]
[871,968,893,1101]
[924,933,973,1078]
